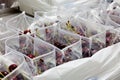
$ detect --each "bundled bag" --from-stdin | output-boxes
[76,0,113,24]
[18,0,55,15]
[6,12,33,34]
[0,51,32,80]
[33,10,59,28]
[103,1,120,28]
[112,28,120,44]
[104,13,120,28]
[105,29,119,46]
[5,35,56,75]
[0,19,16,54]
[34,42,120,80]
[60,17,107,57]
[31,25,82,65]
[33,8,75,28]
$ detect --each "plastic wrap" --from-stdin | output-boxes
[6,12,33,34]
[34,42,120,80]
[0,19,16,54]
[60,17,107,57]
[33,25,82,65]
[5,35,56,75]
[0,51,32,80]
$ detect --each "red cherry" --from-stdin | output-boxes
[106,32,111,37]
[1,71,9,76]
[28,29,31,33]
[27,54,35,59]
[23,30,28,34]
[9,64,17,72]
[23,29,31,34]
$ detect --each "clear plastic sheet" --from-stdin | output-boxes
[6,12,33,34]
[0,51,32,80]
[5,35,56,75]
[0,19,16,54]
[32,25,82,65]
[60,17,107,57]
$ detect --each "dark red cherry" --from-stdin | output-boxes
[9,64,17,72]
[1,71,9,76]
[24,30,31,34]
[27,54,35,59]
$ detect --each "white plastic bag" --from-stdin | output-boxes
[0,19,16,54]
[60,17,107,57]
[34,42,120,80]
[6,12,33,34]
[105,13,120,28]
[18,0,55,15]
[5,35,56,75]
[0,51,32,80]
[33,25,82,65]
[107,1,120,16]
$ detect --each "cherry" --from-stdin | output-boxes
[54,41,66,49]
[23,30,28,34]
[27,54,35,59]
[1,71,9,76]
[9,64,17,72]
[23,29,31,34]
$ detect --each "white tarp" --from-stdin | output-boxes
[17,0,100,15]
[34,42,120,80]
[17,0,55,15]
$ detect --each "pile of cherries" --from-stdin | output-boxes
[36,59,48,74]
[56,50,63,65]
[81,39,91,57]
[65,21,104,57]
[106,31,116,47]
[63,48,79,62]
[18,36,34,59]
[17,36,55,74]
[54,37,79,64]
[53,36,79,64]
[90,40,105,55]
